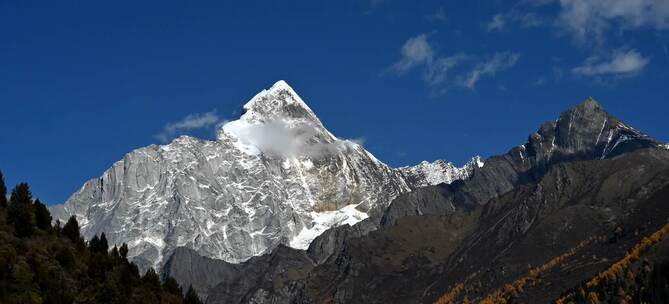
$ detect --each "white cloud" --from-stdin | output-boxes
[459,52,521,89]
[387,35,518,92]
[487,14,507,31]
[156,110,220,143]
[389,34,434,74]
[222,118,360,159]
[556,0,669,44]
[572,49,649,77]
[491,0,668,46]
[423,54,468,86]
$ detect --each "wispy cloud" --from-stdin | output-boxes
[424,53,468,86]
[572,49,649,78]
[459,52,521,89]
[388,34,435,74]
[426,7,447,22]
[386,34,519,93]
[156,110,220,143]
[499,0,669,46]
[486,14,507,31]
[556,0,669,45]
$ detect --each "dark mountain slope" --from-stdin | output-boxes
[382,98,659,226]
[429,148,669,303]
[199,148,669,304]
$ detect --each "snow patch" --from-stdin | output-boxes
[289,204,369,250]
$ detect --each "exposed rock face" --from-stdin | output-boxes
[381,98,660,226]
[161,247,242,300]
[50,80,479,271]
[398,157,483,188]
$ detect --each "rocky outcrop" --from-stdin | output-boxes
[161,247,242,300]
[398,157,483,188]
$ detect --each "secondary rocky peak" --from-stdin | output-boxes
[573,96,602,111]
[522,98,658,164]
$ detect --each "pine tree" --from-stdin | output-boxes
[8,183,35,237]
[184,285,203,304]
[100,232,109,253]
[141,268,161,291]
[34,198,52,230]
[110,245,120,260]
[119,243,129,260]
[62,215,81,242]
[90,235,101,252]
[163,277,182,296]
[0,170,7,207]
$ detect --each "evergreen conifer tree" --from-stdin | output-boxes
[119,243,129,259]
[8,183,35,237]
[62,215,80,242]
[184,285,203,304]
[163,277,182,296]
[0,170,7,207]
[33,198,52,230]
[100,232,109,253]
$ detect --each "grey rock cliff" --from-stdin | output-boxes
[50,80,478,271]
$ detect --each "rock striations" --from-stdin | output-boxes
[49,80,480,271]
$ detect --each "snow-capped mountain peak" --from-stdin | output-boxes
[219,80,338,158]
[236,80,322,126]
[50,80,478,271]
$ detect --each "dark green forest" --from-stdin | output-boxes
[0,170,203,304]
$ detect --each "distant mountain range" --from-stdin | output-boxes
[51,81,669,303]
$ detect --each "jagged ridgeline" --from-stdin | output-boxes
[161,99,669,303]
[25,79,669,303]
[0,172,203,304]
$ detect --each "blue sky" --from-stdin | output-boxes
[1,0,668,204]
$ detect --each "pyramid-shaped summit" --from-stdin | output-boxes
[521,97,659,165]
[238,80,321,125]
[49,80,478,272]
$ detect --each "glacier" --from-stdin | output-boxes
[50,80,482,271]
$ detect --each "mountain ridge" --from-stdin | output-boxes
[49,80,480,271]
[160,97,666,303]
